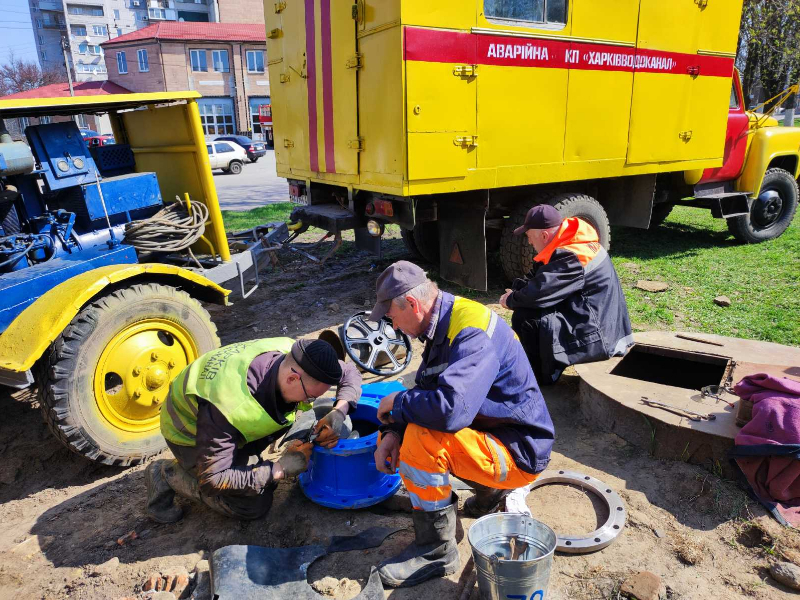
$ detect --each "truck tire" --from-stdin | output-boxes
[400,228,423,260]
[229,161,243,175]
[500,193,610,281]
[37,283,219,466]
[412,221,439,264]
[727,168,798,243]
[649,203,674,228]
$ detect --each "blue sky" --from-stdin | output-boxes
[0,0,40,67]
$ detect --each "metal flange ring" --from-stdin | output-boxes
[529,469,627,554]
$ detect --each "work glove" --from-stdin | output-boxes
[276,440,313,478]
[313,408,346,449]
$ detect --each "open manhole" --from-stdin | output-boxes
[610,344,730,391]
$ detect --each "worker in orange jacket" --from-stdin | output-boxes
[500,204,633,384]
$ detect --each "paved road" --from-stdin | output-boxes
[212,149,289,210]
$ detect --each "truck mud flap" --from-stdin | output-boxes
[438,194,488,291]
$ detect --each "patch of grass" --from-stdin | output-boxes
[220,202,799,346]
[612,205,800,346]
[220,202,294,232]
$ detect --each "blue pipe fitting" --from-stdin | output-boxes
[299,380,405,510]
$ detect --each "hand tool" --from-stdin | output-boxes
[641,397,716,421]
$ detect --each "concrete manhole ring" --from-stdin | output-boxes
[528,469,627,554]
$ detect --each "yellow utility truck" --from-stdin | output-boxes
[266,0,800,288]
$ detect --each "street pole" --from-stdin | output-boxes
[61,36,74,97]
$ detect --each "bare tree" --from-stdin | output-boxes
[737,0,800,109]
[0,53,63,96]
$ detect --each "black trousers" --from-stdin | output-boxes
[167,439,276,520]
[510,308,564,386]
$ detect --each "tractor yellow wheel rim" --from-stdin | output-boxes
[93,319,199,433]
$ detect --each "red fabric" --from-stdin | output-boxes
[734,374,800,526]
[101,22,265,46]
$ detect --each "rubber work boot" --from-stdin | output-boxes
[145,459,184,523]
[463,482,511,518]
[377,498,460,588]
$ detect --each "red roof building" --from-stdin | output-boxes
[1,81,132,101]
[100,23,266,46]
[101,22,270,141]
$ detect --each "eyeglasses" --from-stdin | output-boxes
[291,367,315,400]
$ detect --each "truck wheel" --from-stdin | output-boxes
[37,283,219,465]
[229,161,243,175]
[400,228,423,260]
[412,221,439,264]
[649,203,674,228]
[500,193,610,281]
[728,168,798,243]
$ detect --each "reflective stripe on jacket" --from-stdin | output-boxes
[390,293,555,474]
[161,338,297,447]
[507,217,633,380]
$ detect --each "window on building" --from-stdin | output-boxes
[36,18,42,28]
[246,50,264,73]
[75,114,87,128]
[116,27,122,36]
[67,4,104,15]
[148,7,165,18]
[40,116,52,124]
[178,10,208,21]
[113,8,120,18]
[483,0,567,25]
[92,24,107,36]
[40,50,47,61]
[190,49,207,72]
[38,34,44,45]
[19,117,30,130]
[193,0,208,4]
[71,24,87,35]
[212,50,229,73]
[138,49,149,72]
[58,14,65,25]
[198,101,234,135]
[249,100,270,138]
[116,51,127,74]
[78,42,101,55]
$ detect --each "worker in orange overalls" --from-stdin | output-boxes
[500,204,633,385]
[369,261,555,588]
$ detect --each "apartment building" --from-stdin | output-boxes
[102,22,269,140]
[27,0,260,84]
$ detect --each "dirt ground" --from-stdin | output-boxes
[1,231,799,600]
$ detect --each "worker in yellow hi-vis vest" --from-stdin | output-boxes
[145,338,362,522]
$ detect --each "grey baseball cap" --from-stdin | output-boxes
[369,260,428,321]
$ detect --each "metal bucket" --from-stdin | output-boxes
[468,513,557,600]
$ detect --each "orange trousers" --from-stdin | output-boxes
[393,423,539,511]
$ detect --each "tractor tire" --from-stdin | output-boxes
[412,221,439,264]
[649,203,675,228]
[229,161,243,175]
[500,192,610,281]
[37,283,219,465]
[727,168,798,243]
[400,228,423,260]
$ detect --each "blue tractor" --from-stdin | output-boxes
[0,93,283,465]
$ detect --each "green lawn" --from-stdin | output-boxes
[220,202,800,346]
[611,206,799,346]
[220,203,295,232]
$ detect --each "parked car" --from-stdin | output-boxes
[214,135,266,162]
[206,141,247,174]
[85,135,115,147]
[79,128,100,138]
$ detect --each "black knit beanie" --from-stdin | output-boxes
[290,339,342,385]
